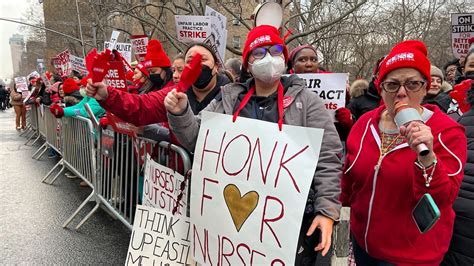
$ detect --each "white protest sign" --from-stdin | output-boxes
[14,77,28,92]
[142,155,188,216]
[294,73,348,119]
[109,30,121,50]
[27,71,40,80]
[190,112,324,265]
[205,6,228,64]
[51,49,72,76]
[130,35,148,62]
[175,15,212,43]
[104,41,132,63]
[451,13,473,59]
[69,55,88,75]
[126,205,196,265]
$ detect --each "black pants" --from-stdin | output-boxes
[352,238,394,266]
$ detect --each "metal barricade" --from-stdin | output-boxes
[31,105,49,159]
[66,127,192,230]
[32,106,61,160]
[22,104,39,141]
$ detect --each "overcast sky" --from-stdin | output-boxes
[0,0,39,80]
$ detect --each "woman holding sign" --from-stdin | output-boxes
[340,40,467,265]
[164,25,342,264]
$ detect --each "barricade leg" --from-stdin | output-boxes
[75,201,101,230]
[62,190,95,228]
[25,131,38,145]
[29,133,41,146]
[47,166,66,185]
[20,125,31,137]
[41,159,64,183]
[32,143,47,159]
[33,143,49,160]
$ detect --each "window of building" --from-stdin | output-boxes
[233,36,241,49]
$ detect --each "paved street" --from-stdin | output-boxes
[0,108,130,265]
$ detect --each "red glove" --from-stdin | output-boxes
[50,104,64,118]
[176,53,202,92]
[99,116,109,128]
[335,107,353,128]
[450,79,472,113]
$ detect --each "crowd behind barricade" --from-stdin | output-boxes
[7,25,474,265]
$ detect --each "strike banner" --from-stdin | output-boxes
[190,112,324,265]
[51,49,72,76]
[205,6,228,64]
[175,15,212,43]
[69,55,88,75]
[104,61,127,91]
[130,35,148,62]
[294,73,348,119]
[451,13,473,59]
[142,155,188,216]
[104,41,132,63]
[126,205,196,265]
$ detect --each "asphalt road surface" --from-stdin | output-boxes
[0,108,130,265]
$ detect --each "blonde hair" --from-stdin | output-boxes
[350,79,369,98]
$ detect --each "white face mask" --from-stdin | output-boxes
[249,53,285,83]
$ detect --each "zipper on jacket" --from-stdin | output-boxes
[364,125,408,254]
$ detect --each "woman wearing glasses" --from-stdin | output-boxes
[165,25,343,264]
[340,40,467,265]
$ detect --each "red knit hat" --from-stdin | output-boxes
[241,25,288,70]
[62,78,80,94]
[143,39,171,69]
[376,40,431,92]
[135,63,149,77]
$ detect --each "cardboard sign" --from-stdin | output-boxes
[190,112,324,265]
[131,35,148,62]
[104,61,128,91]
[293,73,348,119]
[69,55,88,75]
[126,205,196,265]
[175,15,212,43]
[451,13,473,59]
[51,49,72,76]
[143,155,188,216]
[104,42,132,63]
[205,6,228,64]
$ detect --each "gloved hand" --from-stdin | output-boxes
[50,104,64,118]
[335,107,353,129]
[99,116,109,128]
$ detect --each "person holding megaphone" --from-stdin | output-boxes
[340,40,467,265]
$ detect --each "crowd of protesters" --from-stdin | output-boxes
[7,20,474,265]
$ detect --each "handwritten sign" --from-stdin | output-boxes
[205,6,228,64]
[126,205,196,265]
[131,35,148,62]
[293,73,348,119]
[190,112,323,265]
[451,13,473,59]
[143,155,188,216]
[109,30,120,50]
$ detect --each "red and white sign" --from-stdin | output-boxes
[51,49,72,76]
[104,61,127,92]
[104,41,132,63]
[175,15,212,43]
[451,13,473,59]
[130,35,148,62]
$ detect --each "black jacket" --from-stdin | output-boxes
[348,81,381,121]
[442,88,474,265]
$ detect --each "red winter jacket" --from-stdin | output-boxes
[341,104,466,265]
[99,82,175,126]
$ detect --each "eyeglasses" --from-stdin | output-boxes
[380,80,426,93]
[250,44,284,59]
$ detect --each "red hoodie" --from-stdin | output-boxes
[341,104,466,265]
